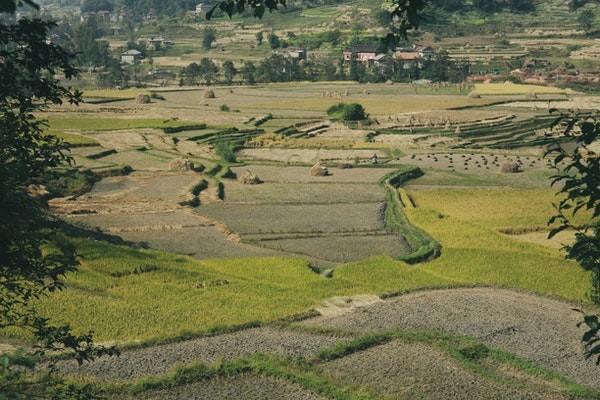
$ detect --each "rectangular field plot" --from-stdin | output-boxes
[117,226,280,259]
[99,150,173,171]
[253,234,410,263]
[67,211,208,232]
[88,173,198,202]
[237,149,389,164]
[223,182,385,204]
[231,165,396,184]
[196,203,385,235]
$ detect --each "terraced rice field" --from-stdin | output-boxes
[56,288,600,399]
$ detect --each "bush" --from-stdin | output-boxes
[327,103,368,121]
[214,140,237,163]
[220,104,230,112]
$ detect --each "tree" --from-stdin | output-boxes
[0,1,116,398]
[268,31,280,49]
[222,60,237,84]
[373,9,392,28]
[199,58,219,85]
[81,0,113,12]
[578,9,596,34]
[242,61,256,84]
[202,27,216,49]
[327,103,368,121]
[256,30,264,45]
[547,112,600,363]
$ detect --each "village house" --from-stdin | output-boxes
[343,44,382,66]
[80,10,111,24]
[145,36,174,51]
[289,48,307,61]
[191,3,213,17]
[121,49,143,64]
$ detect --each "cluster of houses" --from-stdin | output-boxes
[342,44,435,69]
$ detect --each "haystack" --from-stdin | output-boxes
[454,125,462,135]
[237,170,262,185]
[169,158,194,171]
[136,93,151,104]
[500,161,522,173]
[27,184,49,199]
[468,91,481,99]
[204,89,216,99]
[310,162,329,177]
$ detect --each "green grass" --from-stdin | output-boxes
[49,131,100,147]
[409,188,592,301]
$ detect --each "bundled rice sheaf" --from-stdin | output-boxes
[310,162,329,177]
[238,170,263,185]
[136,93,151,104]
[500,161,522,173]
[169,158,194,172]
[204,89,216,99]
[468,91,481,99]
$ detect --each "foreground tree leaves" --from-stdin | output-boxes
[547,111,600,364]
[0,2,117,398]
[208,0,427,38]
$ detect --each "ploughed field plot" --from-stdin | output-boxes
[195,165,411,264]
[134,375,327,400]
[197,202,385,235]
[304,288,599,390]
[222,182,385,204]
[55,288,600,399]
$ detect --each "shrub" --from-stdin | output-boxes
[214,140,237,163]
[217,181,225,200]
[326,103,368,121]
[191,179,209,196]
[220,104,230,112]
[221,166,237,179]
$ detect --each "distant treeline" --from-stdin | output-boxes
[178,52,470,86]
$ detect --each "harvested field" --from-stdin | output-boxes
[57,327,349,380]
[118,226,279,259]
[254,234,411,263]
[305,288,599,388]
[497,97,600,110]
[197,202,385,235]
[237,148,388,164]
[230,165,396,183]
[473,83,567,95]
[406,167,554,188]
[134,375,326,400]
[98,150,173,171]
[400,152,550,174]
[323,340,565,400]
[223,182,385,204]
[67,211,209,232]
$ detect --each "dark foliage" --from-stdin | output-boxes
[0,2,116,397]
[546,111,600,364]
